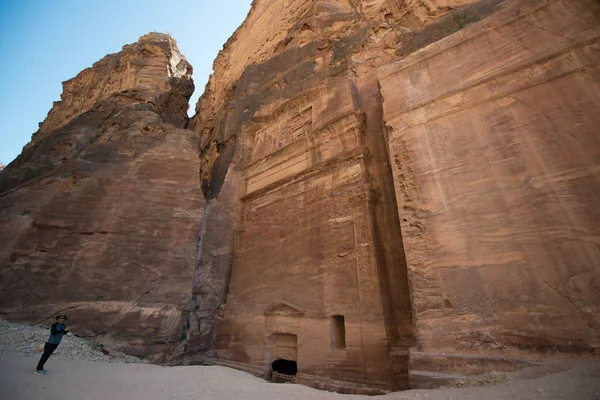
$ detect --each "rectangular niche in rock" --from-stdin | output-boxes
[330,314,346,350]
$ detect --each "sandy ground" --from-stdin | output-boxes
[1,354,599,400]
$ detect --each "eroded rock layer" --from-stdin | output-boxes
[0,33,202,362]
[188,0,600,393]
[186,1,420,392]
[1,0,598,393]
[379,0,600,359]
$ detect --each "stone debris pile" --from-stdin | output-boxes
[0,319,147,364]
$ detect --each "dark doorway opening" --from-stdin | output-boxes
[270,333,298,383]
[271,358,297,383]
[272,358,297,375]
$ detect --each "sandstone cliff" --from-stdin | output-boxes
[187,0,600,393]
[0,33,203,361]
[1,0,599,393]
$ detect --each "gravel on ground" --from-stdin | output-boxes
[1,319,599,400]
[0,318,146,364]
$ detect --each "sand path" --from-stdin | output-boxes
[1,354,599,400]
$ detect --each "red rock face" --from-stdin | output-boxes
[0,33,203,362]
[188,0,600,392]
[40,33,193,136]
[379,0,600,381]
[1,0,599,392]
[208,80,412,392]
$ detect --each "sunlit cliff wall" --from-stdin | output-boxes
[187,0,600,391]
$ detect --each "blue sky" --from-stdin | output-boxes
[0,0,252,165]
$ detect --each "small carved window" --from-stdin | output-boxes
[330,315,346,350]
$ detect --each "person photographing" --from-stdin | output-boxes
[35,313,70,374]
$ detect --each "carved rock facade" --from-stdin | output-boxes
[0,0,598,394]
[187,0,600,393]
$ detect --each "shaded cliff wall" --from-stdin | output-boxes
[211,72,410,392]
[187,0,600,389]
[380,0,600,356]
[0,33,203,362]
[184,0,441,388]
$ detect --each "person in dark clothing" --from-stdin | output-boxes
[35,313,70,374]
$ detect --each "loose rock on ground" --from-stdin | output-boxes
[0,319,146,364]
[1,319,599,400]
